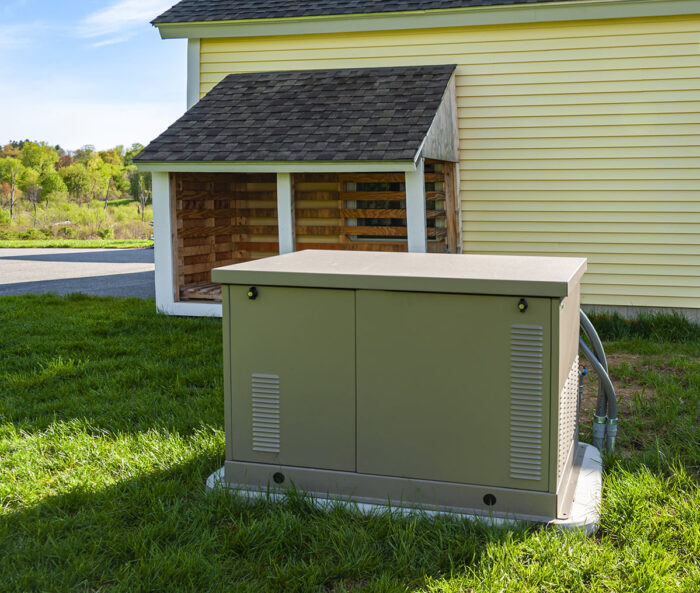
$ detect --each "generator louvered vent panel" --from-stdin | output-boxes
[557,356,580,484]
[251,374,280,453]
[509,325,544,481]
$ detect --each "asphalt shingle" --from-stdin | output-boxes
[154,0,584,24]
[135,65,456,164]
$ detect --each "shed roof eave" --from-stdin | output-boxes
[152,0,699,40]
[135,160,419,174]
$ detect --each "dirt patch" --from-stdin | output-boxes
[580,353,659,419]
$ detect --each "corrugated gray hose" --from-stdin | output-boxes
[579,310,618,453]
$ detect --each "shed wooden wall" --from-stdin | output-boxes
[199,14,700,309]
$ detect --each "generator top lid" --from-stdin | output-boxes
[212,251,586,298]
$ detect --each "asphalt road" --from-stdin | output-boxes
[0,248,155,298]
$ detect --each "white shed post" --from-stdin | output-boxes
[152,171,175,313]
[186,39,201,109]
[276,173,296,254]
[405,157,427,253]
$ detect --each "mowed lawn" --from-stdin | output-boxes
[0,295,697,593]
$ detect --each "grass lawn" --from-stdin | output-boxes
[0,239,153,249]
[0,295,697,592]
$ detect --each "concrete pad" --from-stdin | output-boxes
[206,443,602,535]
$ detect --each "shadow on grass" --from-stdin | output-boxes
[0,450,520,593]
[0,271,155,299]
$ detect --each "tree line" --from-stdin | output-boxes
[0,140,152,223]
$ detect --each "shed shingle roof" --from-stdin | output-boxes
[135,65,456,164]
[154,0,583,24]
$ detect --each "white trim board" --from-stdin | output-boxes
[137,160,418,174]
[156,0,700,39]
[186,38,200,109]
[406,158,427,253]
[276,173,296,255]
[151,172,175,313]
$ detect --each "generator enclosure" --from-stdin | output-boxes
[212,251,587,521]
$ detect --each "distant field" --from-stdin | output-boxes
[0,239,153,249]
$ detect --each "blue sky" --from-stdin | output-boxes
[0,0,186,151]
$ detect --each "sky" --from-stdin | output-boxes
[0,0,186,152]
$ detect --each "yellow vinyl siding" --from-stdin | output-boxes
[199,14,700,309]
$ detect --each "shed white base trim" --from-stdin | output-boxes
[157,301,222,317]
[206,443,601,535]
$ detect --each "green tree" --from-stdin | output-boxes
[40,170,67,208]
[129,168,152,222]
[0,144,21,159]
[0,157,25,219]
[99,162,129,210]
[86,158,109,203]
[98,146,125,167]
[21,141,59,178]
[73,145,96,165]
[19,168,41,221]
[124,143,144,166]
[60,163,91,206]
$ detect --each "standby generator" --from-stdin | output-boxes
[211,250,599,524]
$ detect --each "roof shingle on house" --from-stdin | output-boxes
[135,65,456,164]
[154,0,583,24]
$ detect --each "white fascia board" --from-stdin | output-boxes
[155,0,699,39]
[136,161,417,173]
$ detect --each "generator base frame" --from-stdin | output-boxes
[207,442,601,534]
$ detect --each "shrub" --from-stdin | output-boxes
[588,312,699,342]
[97,227,115,239]
[57,226,77,239]
[113,220,151,240]
[20,228,51,240]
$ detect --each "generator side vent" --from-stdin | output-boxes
[509,324,544,481]
[557,356,579,484]
[251,373,280,453]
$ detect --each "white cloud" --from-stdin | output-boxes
[78,0,174,42]
[91,36,131,48]
[0,22,49,49]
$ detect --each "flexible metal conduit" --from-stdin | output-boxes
[579,310,618,453]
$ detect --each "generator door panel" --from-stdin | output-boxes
[356,290,552,492]
[227,285,356,471]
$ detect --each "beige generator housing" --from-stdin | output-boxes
[212,251,589,522]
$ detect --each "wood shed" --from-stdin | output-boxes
[136,65,461,316]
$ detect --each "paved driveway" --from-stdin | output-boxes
[0,248,155,298]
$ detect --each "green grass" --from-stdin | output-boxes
[0,295,697,592]
[0,239,153,249]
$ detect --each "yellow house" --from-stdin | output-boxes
[135,0,700,321]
